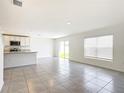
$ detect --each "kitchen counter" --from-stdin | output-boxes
[4,51,37,54]
[4,51,37,68]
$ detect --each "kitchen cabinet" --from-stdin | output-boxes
[21,37,30,46]
[26,37,30,46]
[3,34,30,50]
[10,36,15,41]
[21,37,26,46]
[4,51,37,68]
[15,36,20,41]
[3,35,10,46]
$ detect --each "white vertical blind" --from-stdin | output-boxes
[97,35,113,60]
[84,38,97,57]
[84,35,113,60]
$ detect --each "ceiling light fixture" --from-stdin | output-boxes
[67,22,71,25]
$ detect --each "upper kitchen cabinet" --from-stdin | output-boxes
[26,37,30,47]
[3,34,30,48]
[15,36,21,41]
[21,37,30,46]
[3,35,10,46]
[9,36,15,41]
[21,37,26,46]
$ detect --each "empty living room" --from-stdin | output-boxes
[0,0,124,93]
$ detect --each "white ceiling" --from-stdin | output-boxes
[0,0,124,38]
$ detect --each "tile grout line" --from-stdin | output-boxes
[97,80,112,93]
[7,70,12,93]
[23,69,30,93]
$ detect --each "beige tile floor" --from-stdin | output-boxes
[1,58,124,93]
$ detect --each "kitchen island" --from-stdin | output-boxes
[4,51,37,68]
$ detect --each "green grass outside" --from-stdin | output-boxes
[59,52,69,59]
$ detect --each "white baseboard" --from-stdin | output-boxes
[0,81,4,92]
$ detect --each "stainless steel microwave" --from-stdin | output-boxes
[10,41,20,46]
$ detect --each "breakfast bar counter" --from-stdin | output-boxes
[4,51,37,54]
[4,51,37,68]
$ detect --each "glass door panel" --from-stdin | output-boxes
[59,41,69,59]
[59,41,65,58]
[65,41,69,59]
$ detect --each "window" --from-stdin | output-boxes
[84,35,113,61]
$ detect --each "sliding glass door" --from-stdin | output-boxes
[59,41,65,58]
[59,41,69,59]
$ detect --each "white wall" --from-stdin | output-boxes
[0,33,3,91]
[55,23,124,72]
[30,37,53,58]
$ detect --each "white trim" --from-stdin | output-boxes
[0,81,4,92]
[85,56,113,62]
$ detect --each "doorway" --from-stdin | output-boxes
[59,41,69,59]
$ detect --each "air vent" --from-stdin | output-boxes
[13,0,22,7]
